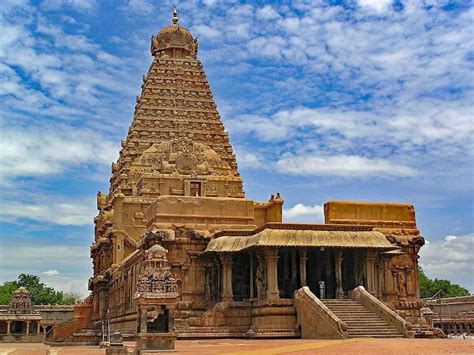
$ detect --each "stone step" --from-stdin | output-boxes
[329,308,373,315]
[337,315,383,319]
[321,299,404,339]
[347,329,400,335]
[344,321,391,326]
[328,306,367,311]
[333,312,381,319]
[347,334,404,338]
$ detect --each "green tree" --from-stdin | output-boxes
[0,273,82,305]
[0,282,18,304]
[419,266,470,298]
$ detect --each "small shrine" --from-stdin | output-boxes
[134,244,179,352]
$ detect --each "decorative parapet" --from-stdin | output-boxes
[294,287,347,339]
[351,286,414,338]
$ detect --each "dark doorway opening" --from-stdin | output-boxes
[232,253,250,300]
[277,248,300,298]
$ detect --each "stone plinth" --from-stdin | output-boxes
[135,333,176,353]
[106,347,129,355]
[250,299,298,338]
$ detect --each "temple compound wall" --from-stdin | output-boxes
[50,10,437,343]
[0,288,74,343]
[423,296,474,336]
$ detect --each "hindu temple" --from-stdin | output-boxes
[51,9,442,345]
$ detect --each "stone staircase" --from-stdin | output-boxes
[322,299,404,338]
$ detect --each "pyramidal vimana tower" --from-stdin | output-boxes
[51,10,437,343]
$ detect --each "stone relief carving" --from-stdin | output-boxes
[136,244,178,298]
[137,137,234,177]
[256,254,267,300]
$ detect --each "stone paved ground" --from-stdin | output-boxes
[0,338,473,355]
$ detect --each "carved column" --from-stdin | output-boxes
[37,322,41,333]
[365,251,376,294]
[299,249,308,287]
[26,321,30,335]
[220,254,233,302]
[6,321,11,335]
[335,250,344,299]
[265,249,279,300]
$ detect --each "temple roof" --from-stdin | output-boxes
[204,228,398,253]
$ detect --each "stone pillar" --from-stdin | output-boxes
[6,321,11,335]
[249,254,255,299]
[299,249,308,287]
[37,322,41,334]
[139,308,147,333]
[26,321,30,335]
[365,251,376,294]
[335,250,344,299]
[220,254,233,302]
[265,249,279,300]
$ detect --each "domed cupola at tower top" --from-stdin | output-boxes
[151,8,198,58]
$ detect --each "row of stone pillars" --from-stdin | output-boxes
[3,320,44,335]
[219,248,378,301]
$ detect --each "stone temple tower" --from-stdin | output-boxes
[89,9,283,330]
[108,8,244,200]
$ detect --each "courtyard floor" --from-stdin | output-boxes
[0,338,473,355]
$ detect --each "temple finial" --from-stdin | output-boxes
[172,7,179,25]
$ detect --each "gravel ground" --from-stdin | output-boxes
[0,338,473,355]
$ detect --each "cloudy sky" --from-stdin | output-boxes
[0,0,472,297]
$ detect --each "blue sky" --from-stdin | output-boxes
[0,0,473,296]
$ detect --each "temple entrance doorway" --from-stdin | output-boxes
[307,248,336,299]
[278,248,300,298]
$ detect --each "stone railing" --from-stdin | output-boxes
[351,286,414,338]
[294,287,348,339]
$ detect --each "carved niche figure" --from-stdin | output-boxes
[391,264,410,300]
[256,254,267,300]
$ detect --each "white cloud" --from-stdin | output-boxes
[0,198,95,226]
[283,203,324,224]
[0,244,91,298]
[256,5,281,21]
[358,0,393,13]
[41,0,96,11]
[0,124,117,182]
[42,269,60,276]
[122,0,154,13]
[277,154,416,178]
[420,233,474,293]
[234,148,264,168]
[194,24,220,39]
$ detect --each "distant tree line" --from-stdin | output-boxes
[419,267,470,299]
[0,273,81,305]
